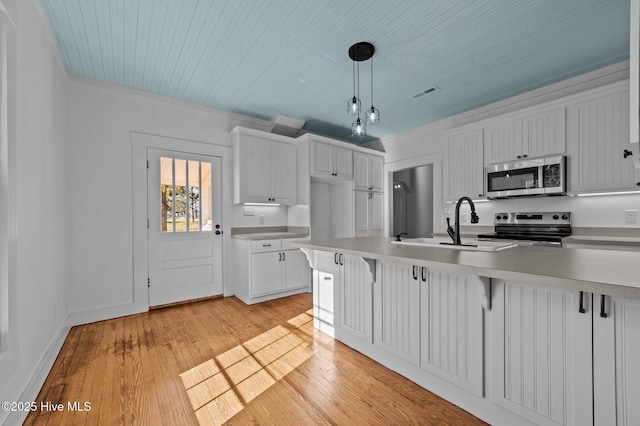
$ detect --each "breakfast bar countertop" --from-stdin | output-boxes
[293,236,640,300]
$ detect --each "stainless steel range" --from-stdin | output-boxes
[477,212,571,247]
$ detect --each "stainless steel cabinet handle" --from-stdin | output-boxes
[263,243,271,247]
[412,266,417,280]
[339,254,343,265]
[282,252,286,261]
[335,253,339,264]
[421,267,427,282]
[278,252,282,261]
[578,291,586,313]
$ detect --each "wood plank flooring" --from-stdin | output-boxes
[25,294,486,425]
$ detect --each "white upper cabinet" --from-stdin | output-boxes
[484,107,566,164]
[567,85,638,193]
[354,152,384,191]
[232,127,297,205]
[444,127,484,201]
[310,139,353,180]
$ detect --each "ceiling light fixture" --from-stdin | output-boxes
[347,42,378,138]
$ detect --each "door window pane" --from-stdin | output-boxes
[160,156,212,233]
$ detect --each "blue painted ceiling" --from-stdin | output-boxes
[39,0,630,143]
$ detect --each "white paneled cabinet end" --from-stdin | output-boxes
[233,237,310,305]
[444,127,484,201]
[567,86,639,192]
[231,126,297,205]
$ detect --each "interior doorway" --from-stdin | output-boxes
[392,165,434,238]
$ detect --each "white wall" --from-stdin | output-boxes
[0,0,70,424]
[65,76,281,316]
[382,62,639,232]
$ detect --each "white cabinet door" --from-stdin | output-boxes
[354,190,370,236]
[282,249,310,291]
[311,141,335,178]
[421,270,484,396]
[334,145,353,179]
[484,119,523,164]
[568,88,637,193]
[353,191,383,237]
[593,294,640,426]
[370,192,384,236]
[484,108,566,164]
[251,252,282,296]
[353,152,370,190]
[444,128,484,201]
[232,128,297,205]
[523,107,566,158]
[492,280,593,426]
[336,254,373,343]
[270,140,296,205]
[375,262,420,365]
[242,134,273,202]
[311,140,353,180]
[354,152,384,191]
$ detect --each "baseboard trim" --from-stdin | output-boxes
[65,302,148,327]
[5,324,70,426]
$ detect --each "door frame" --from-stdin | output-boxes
[384,152,443,237]
[132,132,233,310]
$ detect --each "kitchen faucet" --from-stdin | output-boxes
[446,196,479,245]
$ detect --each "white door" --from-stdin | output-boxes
[147,148,223,306]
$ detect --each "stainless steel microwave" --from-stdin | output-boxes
[485,155,566,199]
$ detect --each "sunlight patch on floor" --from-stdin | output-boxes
[180,310,315,425]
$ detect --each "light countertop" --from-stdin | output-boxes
[231,226,309,241]
[293,236,640,300]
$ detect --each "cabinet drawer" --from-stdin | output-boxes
[251,239,282,253]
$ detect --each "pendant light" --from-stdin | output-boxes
[365,56,380,125]
[347,42,379,138]
[347,61,360,115]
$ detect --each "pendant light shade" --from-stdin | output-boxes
[365,105,380,125]
[352,117,365,137]
[347,42,380,137]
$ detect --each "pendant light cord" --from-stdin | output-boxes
[370,56,374,105]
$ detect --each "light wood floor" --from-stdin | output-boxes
[26,294,486,425]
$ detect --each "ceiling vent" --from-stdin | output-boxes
[411,86,440,99]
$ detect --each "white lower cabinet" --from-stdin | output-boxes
[233,238,310,305]
[374,263,484,393]
[492,280,640,426]
[421,269,484,396]
[374,262,421,364]
[492,279,592,426]
[593,294,640,426]
[334,253,373,343]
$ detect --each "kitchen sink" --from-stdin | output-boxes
[391,237,517,252]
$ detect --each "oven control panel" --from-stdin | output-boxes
[493,212,571,226]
